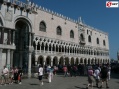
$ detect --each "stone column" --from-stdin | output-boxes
[82,58,84,64]
[12,30,15,45]
[66,47,68,54]
[7,30,11,45]
[63,58,65,65]
[0,49,3,75]
[31,33,34,46]
[76,48,78,55]
[28,52,32,78]
[48,45,49,53]
[0,28,4,44]
[10,50,14,67]
[7,49,10,69]
[55,45,56,52]
[35,42,38,53]
[40,43,41,53]
[35,55,37,66]
[29,32,31,46]
[51,61,53,66]
[51,46,53,54]
[44,44,45,53]
[64,46,65,54]
[61,46,62,52]
[58,46,59,53]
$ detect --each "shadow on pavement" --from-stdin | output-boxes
[29,83,39,85]
[74,86,86,89]
[111,73,119,79]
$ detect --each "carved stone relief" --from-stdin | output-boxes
[5,9,13,21]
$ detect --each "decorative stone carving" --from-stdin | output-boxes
[5,9,13,21]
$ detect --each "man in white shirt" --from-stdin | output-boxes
[94,66,100,88]
[2,66,9,85]
[38,65,43,86]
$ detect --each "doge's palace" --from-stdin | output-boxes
[0,0,110,77]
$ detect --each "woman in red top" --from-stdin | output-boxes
[63,66,68,77]
[86,66,95,89]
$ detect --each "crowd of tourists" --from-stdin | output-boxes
[86,64,111,89]
[0,63,111,88]
[37,63,111,88]
[0,66,22,86]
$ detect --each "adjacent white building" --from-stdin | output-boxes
[0,0,110,77]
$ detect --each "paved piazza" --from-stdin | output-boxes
[0,73,119,89]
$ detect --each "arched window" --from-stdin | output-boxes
[70,30,74,38]
[80,34,84,41]
[88,35,91,42]
[103,40,106,46]
[97,38,99,44]
[56,26,62,35]
[39,21,46,32]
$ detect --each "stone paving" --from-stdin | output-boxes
[0,73,119,89]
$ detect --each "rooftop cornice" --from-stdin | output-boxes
[1,0,108,35]
[1,0,38,14]
[79,23,108,35]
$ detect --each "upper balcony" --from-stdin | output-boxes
[0,44,16,49]
[33,50,109,59]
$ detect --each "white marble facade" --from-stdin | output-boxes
[0,0,110,76]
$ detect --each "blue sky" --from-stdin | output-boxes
[21,0,119,60]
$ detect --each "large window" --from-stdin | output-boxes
[57,26,62,35]
[88,35,91,42]
[70,30,74,38]
[80,34,84,41]
[39,21,46,32]
[97,38,99,44]
[103,40,106,46]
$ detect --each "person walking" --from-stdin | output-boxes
[38,65,44,86]
[47,66,54,83]
[99,66,109,88]
[86,66,95,89]
[94,66,100,88]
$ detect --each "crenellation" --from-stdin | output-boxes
[39,6,42,10]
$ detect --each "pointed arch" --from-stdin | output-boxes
[56,26,62,35]
[97,38,99,44]
[39,21,46,32]
[88,35,91,42]
[70,30,74,38]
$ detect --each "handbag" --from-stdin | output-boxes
[18,75,21,80]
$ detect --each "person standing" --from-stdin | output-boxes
[63,65,68,77]
[18,67,22,84]
[38,65,43,86]
[2,66,9,85]
[47,65,54,83]
[14,66,18,83]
